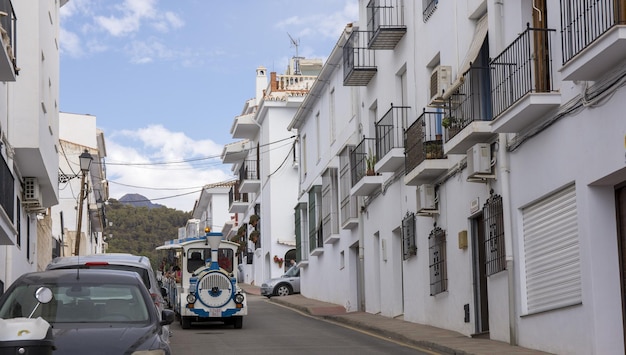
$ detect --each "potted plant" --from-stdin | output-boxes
[273,255,284,268]
[250,230,260,244]
[365,148,377,176]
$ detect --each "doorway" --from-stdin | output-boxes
[471,213,489,335]
[616,185,626,349]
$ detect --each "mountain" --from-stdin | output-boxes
[119,193,165,209]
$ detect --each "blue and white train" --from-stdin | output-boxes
[157,229,247,329]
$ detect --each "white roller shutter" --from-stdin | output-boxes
[522,184,582,314]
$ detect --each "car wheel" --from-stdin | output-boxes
[233,316,243,329]
[275,284,292,297]
[181,316,192,329]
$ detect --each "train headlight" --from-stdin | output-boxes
[234,293,245,304]
[186,293,197,304]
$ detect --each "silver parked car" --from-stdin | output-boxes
[260,265,300,298]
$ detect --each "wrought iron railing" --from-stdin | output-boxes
[343,30,376,84]
[484,191,506,276]
[423,0,438,22]
[561,0,626,64]
[375,104,410,160]
[429,226,447,295]
[445,66,492,140]
[404,110,445,175]
[0,154,14,223]
[228,182,248,206]
[238,159,258,185]
[367,0,405,42]
[350,137,377,186]
[490,25,556,120]
[0,0,16,70]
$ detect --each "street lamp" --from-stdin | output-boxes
[74,149,93,256]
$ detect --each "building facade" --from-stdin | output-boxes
[0,0,66,293]
[286,1,626,354]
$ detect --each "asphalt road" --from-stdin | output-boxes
[168,294,438,354]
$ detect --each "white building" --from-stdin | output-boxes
[223,60,322,285]
[287,1,626,354]
[52,112,108,258]
[190,183,234,234]
[0,0,67,291]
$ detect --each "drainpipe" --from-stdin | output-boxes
[494,0,517,346]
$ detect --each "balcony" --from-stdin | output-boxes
[238,159,260,193]
[0,0,16,81]
[442,67,496,154]
[560,0,626,81]
[222,220,237,241]
[366,0,406,49]
[375,104,409,172]
[343,30,377,86]
[404,110,453,186]
[228,182,249,213]
[350,137,383,196]
[221,140,251,164]
[490,25,561,134]
[230,112,259,139]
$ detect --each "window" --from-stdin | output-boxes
[329,88,336,143]
[429,226,447,295]
[322,168,339,242]
[315,112,321,163]
[301,135,307,177]
[339,146,358,228]
[484,193,505,275]
[0,155,14,223]
[522,184,581,314]
[308,186,322,253]
[294,203,309,263]
[402,212,416,260]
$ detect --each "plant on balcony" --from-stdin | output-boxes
[441,116,456,129]
[249,214,260,227]
[365,148,377,176]
[273,255,284,268]
[250,230,260,244]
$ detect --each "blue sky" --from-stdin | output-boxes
[59,0,358,211]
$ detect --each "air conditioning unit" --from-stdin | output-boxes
[429,65,452,104]
[23,177,42,206]
[467,143,491,177]
[416,184,437,213]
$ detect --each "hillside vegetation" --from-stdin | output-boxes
[104,199,191,269]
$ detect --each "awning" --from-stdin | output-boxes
[443,14,488,100]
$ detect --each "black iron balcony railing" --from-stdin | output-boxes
[445,66,492,140]
[238,159,258,185]
[0,0,16,70]
[343,30,377,86]
[561,0,626,64]
[375,104,409,159]
[350,137,376,186]
[228,182,248,206]
[404,110,445,174]
[0,154,14,224]
[490,25,556,120]
[366,0,406,49]
[423,0,438,22]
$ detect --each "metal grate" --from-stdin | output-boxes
[483,192,506,276]
[402,212,416,260]
[428,226,447,295]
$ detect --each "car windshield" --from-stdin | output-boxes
[284,265,299,277]
[53,264,152,291]
[0,283,150,324]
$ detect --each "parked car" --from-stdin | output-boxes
[260,265,300,298]
[46,253,166,313]
[0,269,175,355]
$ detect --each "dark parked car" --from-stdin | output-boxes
[0,269,175,355]
[260,265,300,298]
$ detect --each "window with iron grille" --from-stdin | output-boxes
[322,168,339,242]
[0,154,14,223]
[402,212,416,260]
[308,186,322,253]
[483,192,506,276]
[429,226,447,295]
[294,202,309,263]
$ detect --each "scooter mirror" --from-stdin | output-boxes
[35,287,53,304]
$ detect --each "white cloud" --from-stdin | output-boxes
[105,125,233,211]
[60,28,83,57]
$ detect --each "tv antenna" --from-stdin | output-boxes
[288,32,301,75]
[287,32,300,58]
